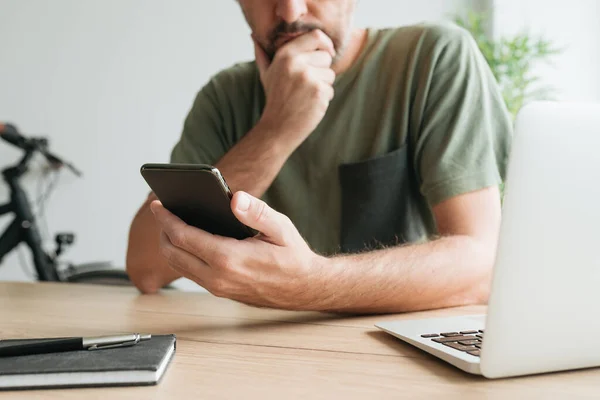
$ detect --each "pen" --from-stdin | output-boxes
[0,333,152,357]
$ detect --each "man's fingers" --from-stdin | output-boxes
[231,191,294,246]
[253,35,270,83]
[300,50,334,68]
[159,231,213,287]
[150,200,226,265]
[278,29,335,59]
[311,67,336,85]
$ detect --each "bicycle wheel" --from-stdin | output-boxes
[66,269,133,286]
[61,263,175,289]
[61,262,133,286]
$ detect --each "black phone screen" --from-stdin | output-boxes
[140,163,255,240]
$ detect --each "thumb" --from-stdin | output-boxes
[252,35,270,84]
[231,191,292,245]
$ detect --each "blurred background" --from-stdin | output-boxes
[1,0,599,290]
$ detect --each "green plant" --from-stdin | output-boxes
[454,11,562,118]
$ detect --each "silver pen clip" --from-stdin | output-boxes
[85,333,150,351]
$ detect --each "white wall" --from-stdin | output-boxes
[0,0,474,289]
[493,0,600,102]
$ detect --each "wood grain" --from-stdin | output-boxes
[1,282,598,399]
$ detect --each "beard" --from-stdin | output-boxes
[263,20,344,63]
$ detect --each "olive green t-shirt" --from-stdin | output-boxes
[170,23,512,255]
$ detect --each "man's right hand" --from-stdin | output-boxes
[254,30,336,147]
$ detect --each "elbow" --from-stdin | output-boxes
[135,277,162,295]
[126,199,166,295]
[126,256,162,295]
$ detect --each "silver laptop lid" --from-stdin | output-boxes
[481,101,600,378]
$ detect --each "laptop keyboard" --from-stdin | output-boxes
[420,330,484,357]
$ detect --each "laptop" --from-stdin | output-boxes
[376,101,600,379]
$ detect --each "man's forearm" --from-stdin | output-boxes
[311,236,495,314]
[126,194,182,293]
[216,121,298,198]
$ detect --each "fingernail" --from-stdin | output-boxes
[237,193,250,212]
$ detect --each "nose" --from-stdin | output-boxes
[276,0,308,24]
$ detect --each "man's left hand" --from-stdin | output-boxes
[150,192,329,309]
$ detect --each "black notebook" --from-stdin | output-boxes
[0,334,176,390]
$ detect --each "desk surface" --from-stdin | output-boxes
[1,282,598,399]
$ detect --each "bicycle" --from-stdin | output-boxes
[0,122,132,285]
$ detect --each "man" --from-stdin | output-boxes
[126,0,512,313]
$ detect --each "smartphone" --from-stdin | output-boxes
[140,163,256,240]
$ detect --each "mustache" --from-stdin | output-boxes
[268,20,323,44]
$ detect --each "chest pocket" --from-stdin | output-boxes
[338,145,429,253]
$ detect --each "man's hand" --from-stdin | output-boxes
[148,187,499,313]
[150,192,328,310]
[255,30,336,148]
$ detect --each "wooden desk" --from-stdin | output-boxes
[1,282,598,399]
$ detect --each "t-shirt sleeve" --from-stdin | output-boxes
[412,24,513,207]
[170,79,229,165]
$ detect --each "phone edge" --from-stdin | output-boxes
[140,163,258,238]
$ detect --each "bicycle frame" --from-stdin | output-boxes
[0,150,59,281]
